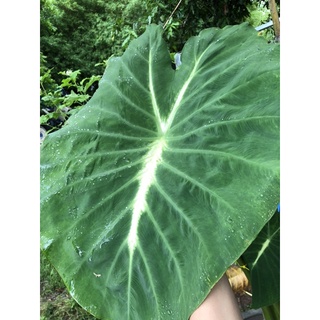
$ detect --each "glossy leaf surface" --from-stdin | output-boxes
[40,23,280,319]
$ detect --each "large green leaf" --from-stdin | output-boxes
[40,23,280,319]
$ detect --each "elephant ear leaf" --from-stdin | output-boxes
[40,22,280,320]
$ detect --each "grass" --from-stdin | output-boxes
[40,252,97,320]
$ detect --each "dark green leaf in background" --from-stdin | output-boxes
[241,208,280,308]
[40,22,280,319]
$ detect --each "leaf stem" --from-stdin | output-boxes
[262,301,280,320]
[163,0,183,29]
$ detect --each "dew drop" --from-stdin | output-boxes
[227,216,233,223]
[75,246,83,257]
[41,236,53,250]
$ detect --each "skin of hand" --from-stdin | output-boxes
[190,274,243,320]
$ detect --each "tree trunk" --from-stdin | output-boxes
[269,0,280,42]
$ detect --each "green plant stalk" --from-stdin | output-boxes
[262,301,280,320]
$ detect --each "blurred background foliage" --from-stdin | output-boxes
[40,0,279,82]
[40,0,279,133]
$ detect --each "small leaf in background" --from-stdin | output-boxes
[241,209,280,308]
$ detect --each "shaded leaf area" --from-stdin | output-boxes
[41,23,279,320]
[241,208,280,308]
